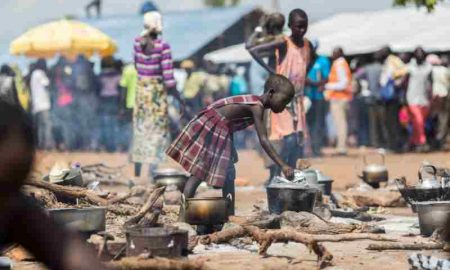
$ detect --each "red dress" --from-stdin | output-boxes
[166,95,262,187]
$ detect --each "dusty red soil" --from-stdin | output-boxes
[22,148,450,269]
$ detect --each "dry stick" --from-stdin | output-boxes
[197,225,333,268]
[367,242,444,251]
[125,186,166,226]
[25,179,108,205]
[107,256,206,270]
[313,233,398,242]
[107,186,148,204]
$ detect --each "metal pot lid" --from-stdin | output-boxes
[364,164,387,173]
[314,170,333,182]
[267,181,319,190]
[154,168,188,177]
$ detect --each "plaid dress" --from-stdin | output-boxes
[166,95,263,187]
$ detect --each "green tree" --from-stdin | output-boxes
[204,0,240,7]
[393,0,443,11]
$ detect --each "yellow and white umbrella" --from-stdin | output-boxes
[10,19,117,59]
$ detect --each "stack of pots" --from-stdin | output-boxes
[396,165,450,237]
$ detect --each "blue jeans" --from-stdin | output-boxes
[99,97,119,152]
[307,99,327,156]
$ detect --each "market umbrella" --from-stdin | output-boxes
[9,19,117,59]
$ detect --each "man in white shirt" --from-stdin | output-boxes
[30,59,53,150]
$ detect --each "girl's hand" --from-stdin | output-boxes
[282,165,295,180]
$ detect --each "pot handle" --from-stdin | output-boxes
[181,194,188,209]
[418,165,437,181]
[225,193,233,206]
[363,153,385,166]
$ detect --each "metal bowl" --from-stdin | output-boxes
[48,207,106,234]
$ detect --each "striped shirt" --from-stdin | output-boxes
[133,37,176,88]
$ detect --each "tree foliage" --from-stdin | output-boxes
[204,0,240,7]
[393,0,443,11]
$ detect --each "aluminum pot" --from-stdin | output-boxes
[416,201,450,238]
[48,207,106,234]
[360,153,388,188]
[266,183,319,214]
[126,226,188,257]
[182,195,232,225]
[154,168,189,192]
[315,169,333,196]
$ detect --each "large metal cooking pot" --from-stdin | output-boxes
[154,168,189,192]
[266,183,319,214]
[126,226,188,258]
[182,194,232,225]
[417,165,441,189]
[48,207,106,234]
[416,201,450,238]
[360,153,388,188]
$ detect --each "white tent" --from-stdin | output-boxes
[308,4,450,56]
[203,43,252,63]
[204,4,450,63]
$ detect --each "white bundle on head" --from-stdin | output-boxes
[142,11,163,36]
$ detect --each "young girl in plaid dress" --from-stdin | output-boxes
[166,74,295,214]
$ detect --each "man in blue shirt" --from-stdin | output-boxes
[305,40,330,157]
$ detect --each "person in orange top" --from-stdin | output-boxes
[324,47,353,155]
[247,9,315,180]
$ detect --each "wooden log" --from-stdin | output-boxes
[313,233,397,242]
[125,187,166,226]
[107,257,206,270]
[21,185,58,208]
[367,242,444,251]
[25,179,108,205]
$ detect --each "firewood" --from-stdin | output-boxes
[25,179,108,205]
[196,225,333,268]
[108,186,147,204]
[367,242,444,251]
[21,185,58,208]
[313,233,397,242]
[107,257,207,270]
[125,187,166,226]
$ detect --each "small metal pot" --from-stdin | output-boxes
[360,153,388,188]
[416,201,450,238]
[126,226,188,258]
[266,183,319,214]
[48,207,106,234]
[154,168,189,192]
[182,195,232,225]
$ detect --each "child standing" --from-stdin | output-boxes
[166,74,296,214]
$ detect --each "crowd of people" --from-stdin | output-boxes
[0,55,135,152]
[0,10,448,162]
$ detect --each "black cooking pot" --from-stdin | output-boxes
[266,183,319,214]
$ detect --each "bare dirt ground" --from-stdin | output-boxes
[24,148,450,270]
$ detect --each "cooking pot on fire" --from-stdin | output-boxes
[154,168,189,192]
[417,165,441,189]
[181,194,232,225]
[360,153,388,188]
